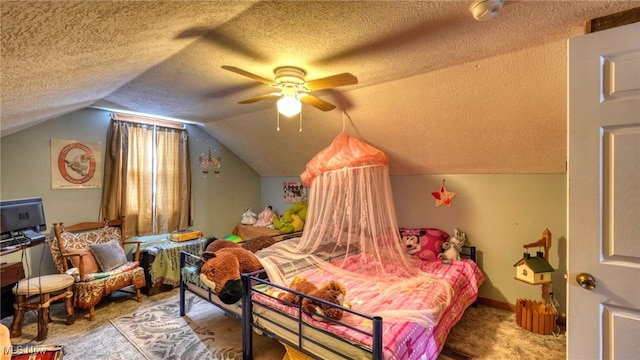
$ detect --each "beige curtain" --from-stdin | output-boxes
[101,116,191,237]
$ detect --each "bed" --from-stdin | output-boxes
[179,241,484,360]
[181,133,485,359]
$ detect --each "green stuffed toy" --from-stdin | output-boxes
[273,202,308,234]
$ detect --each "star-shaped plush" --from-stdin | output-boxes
[431,184,456,207]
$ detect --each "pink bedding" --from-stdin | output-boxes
[254,257,485,359]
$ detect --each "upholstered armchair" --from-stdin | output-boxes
[48,217,146,321]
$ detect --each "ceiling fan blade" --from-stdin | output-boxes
[238,92,280,104]
[222,66,275,86]
[304,73,358,91]
[299,94,336,111]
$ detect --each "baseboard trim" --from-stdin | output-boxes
[476,297,515,312]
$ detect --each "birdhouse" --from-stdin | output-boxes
[513,251,555,285]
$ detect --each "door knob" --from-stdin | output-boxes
[576,273,596,290]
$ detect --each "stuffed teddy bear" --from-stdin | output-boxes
[274,276,349,323]
[254,206,275,228]
[241,208,258,225]
[303,280,349,323]
[198,236,275,304]
[276,275,318,305]
[438,228,466,261]
[272,202,308,234]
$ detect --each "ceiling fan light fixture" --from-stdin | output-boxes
[469,0,504,21]
[277,94,301,117]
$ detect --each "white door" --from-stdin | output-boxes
[568,22,640,359]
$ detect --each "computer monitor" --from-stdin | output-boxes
[0,197,47,235]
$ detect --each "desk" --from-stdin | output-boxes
[1,262,25,287]
[1,262,25,319]
[140,238,208,296]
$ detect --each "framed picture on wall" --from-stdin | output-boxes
[284,181,307,203]
[51,139,102,189]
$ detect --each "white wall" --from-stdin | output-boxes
[391,174,566,314]
[0,108,262,276]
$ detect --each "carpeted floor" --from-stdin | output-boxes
[1,287,565,359]
[441,304,565,360]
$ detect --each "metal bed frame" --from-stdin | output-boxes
[180,245,478,359]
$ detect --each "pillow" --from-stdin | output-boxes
[65,248,99,274]
[89,240,127,272]
[399,227,449,260]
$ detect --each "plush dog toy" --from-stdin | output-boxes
[438,228,466,261]
[198,236,275,304]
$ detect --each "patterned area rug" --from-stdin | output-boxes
[2,287,563,360]
[111,293,283,360]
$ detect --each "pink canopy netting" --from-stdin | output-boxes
[257,132,452,326]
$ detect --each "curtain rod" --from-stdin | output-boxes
[112,112,185,130]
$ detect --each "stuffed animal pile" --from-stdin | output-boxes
[438,228,467,261]
[272,202,308,234]
[273,275,350,323]
[198,236,275,304]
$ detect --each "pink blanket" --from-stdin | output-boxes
[255,258,484,359]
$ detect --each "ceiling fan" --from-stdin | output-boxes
[221,65,358,117]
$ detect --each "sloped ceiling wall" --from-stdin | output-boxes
[2,1,638,176]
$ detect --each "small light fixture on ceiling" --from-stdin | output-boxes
[276,86,302,117]
[469,0,504,21]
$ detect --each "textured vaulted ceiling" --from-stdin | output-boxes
[2,1,639,176]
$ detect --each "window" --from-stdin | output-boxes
[101,113,191,236]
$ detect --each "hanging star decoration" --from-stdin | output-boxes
[431,180,456,207]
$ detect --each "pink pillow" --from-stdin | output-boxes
[399,228,449,260]
[65,248,100,274]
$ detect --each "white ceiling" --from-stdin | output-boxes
[2,1,639,176]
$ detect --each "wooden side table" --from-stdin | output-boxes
[10,274,75,341]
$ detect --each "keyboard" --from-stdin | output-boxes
[0,237,31,250]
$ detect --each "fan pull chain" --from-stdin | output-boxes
[342,111,347,132]
[341,111,353,132]
[276,109,280,131]
[299,111,302,132]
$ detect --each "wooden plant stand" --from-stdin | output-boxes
[515,229,557,335]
